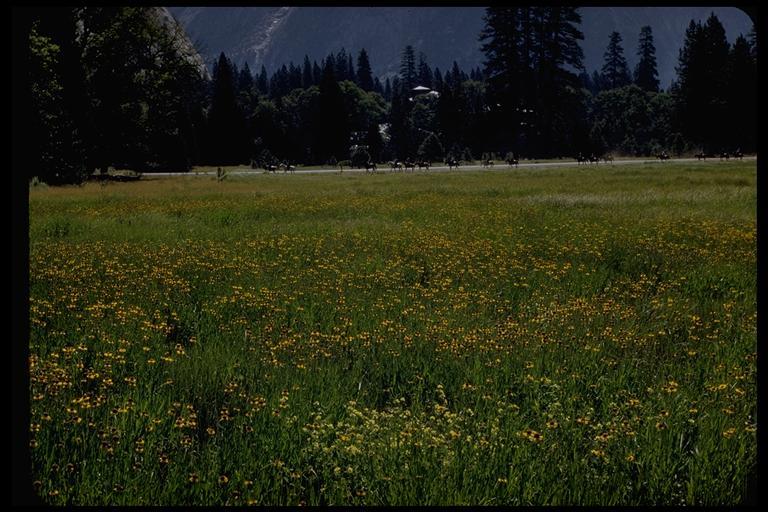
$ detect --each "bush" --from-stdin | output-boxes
[350,146,372,168]
[417,133,444,162]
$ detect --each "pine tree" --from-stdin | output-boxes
[449,61,462,89]
[726,34,756,151]
[480,7,524,150]
[356,48,374,91]
[578,70,592,92]
[634,26,659,92]
[481,7,585,156]
[347,55,355,84]
[388,75,412,158]
[238,62,254,93]
[530,7,585,155]
[383,77,392,102]
[302,55,313,88]
[314,57,349,163]
[335,48,348,81]
[433,67,443,92]
[256,65,268,95]
[436,74,467,152]
[324,54,336,82]
[312,61,322,87]
[288,62,302,90]
[236,62,256,144]
[591,70,603,94]
[208,52,246,164]
[417,52,432,88]
[269,65,290,98]
[373,77,383,95]
[600,31,631,89]
[673,14,731,151]
[400,45,417,93]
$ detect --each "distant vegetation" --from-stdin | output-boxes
[29,161,756,505]
[20,7,755,184]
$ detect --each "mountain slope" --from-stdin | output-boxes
[152,7,210,79]
[167,6,753,88]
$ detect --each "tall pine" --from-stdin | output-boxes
[481,7,585,156]
[673,14,731,152]
[314,57,349,163]
[417,52,432,88]
[302,55,313,88]
[400,45,417,93]
[356,48,374,91]
[726,34,756,151]
[634,26,659,92]
[535,7,585,155]
[208,52,246,164]
[600,31,631,89]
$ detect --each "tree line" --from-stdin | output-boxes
[22,7,756,184]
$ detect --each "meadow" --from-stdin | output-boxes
[28,161,756,505]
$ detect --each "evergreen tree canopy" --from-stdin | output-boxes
[400,45,417,93]
[302,55,314,89]
[433,67,443,92]
[356,48,374,91]
[417,52,432,88]
[634,26,659,92]
[256,65,268,95]
[209,52,247,164]
[335,48,348,80]
[288,62,302,90]
[673,13,731,151]
[591,70,603,94]
[312,61,322,87]
[22,8,755,177]
[383,77,392,102]
[726,33,756,151]
[480,7,584,156]
[600,31,631,89]
[238,62,254,93]
[314,57,349,162]
[347,55,355,84]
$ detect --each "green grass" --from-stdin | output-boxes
[29,161,756,505]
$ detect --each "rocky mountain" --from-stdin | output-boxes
[167,6,754,88]
[152,7,210,80]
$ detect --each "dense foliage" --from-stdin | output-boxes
[22,7,755,183]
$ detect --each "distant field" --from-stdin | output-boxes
[29,161,756,505]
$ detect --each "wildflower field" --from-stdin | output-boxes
[29,161,756,505]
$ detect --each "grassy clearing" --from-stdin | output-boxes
[29,161,756,505]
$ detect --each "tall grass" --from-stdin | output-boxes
[29,162,756,505]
